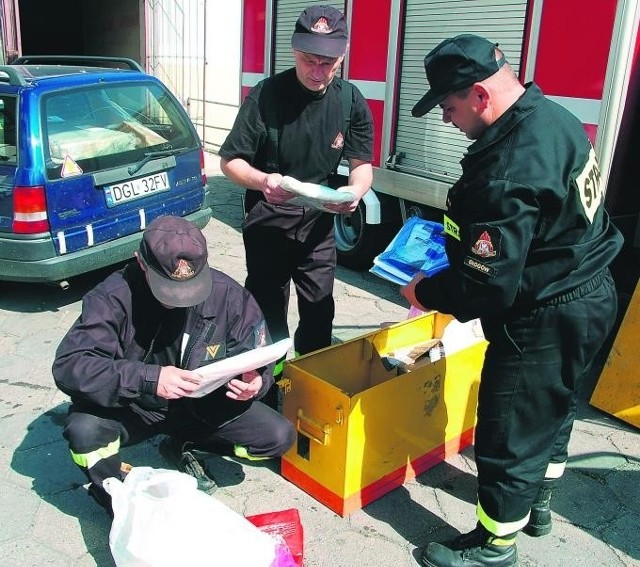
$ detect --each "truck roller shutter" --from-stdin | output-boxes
[272,0,346,75]
[393,0,528,182]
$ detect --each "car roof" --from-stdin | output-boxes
[0,55,145,87]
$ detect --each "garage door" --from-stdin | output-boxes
[393,0,528,182]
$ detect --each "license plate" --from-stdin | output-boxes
[104,172,170,207]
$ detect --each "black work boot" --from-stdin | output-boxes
[158,436,217,494]
[421,524,518,567]
[523,479,556,537]
[86,461,132,517]
[88,482,114,518]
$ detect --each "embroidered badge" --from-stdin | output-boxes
[469,225,501,261]
[331,132,344,150]
[471,230,496,258]
[311,17,332,34]
[206,344,221,359]
[171,258,195,280]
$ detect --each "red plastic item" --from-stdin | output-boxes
[246,508,304,567]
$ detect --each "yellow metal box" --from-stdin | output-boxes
[280,312,486,516]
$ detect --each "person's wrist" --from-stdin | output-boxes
[142,366,161,394]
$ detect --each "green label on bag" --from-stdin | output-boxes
[444,215,460,241]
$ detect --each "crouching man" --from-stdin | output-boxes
[52,215,295,514]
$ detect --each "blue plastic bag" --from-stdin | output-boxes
[370,217,449,285]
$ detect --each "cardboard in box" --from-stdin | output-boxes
[280,312,486,516]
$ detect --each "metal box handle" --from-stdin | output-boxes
[296,408,331,445]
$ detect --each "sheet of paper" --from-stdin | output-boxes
[187,338,292,398]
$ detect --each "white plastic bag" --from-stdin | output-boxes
[103,467,277,567]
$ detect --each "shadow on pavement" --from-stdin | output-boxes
[363,458,478,545]
[363,447,639,563]
[558,453,640,561]
[9,403,116,565]
[207,174,245,231]
[0,262,128,314]
[362,404,639,563]
[9,402,257,565]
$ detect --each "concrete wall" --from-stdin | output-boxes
[147,0,241,151]
[203,0,241,151]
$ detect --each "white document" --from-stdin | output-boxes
[280,175,355,212]
[187,338,292,398]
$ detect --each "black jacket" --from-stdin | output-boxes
[52,263,273,411]
[219,68,374,240]
[415,83,623,323]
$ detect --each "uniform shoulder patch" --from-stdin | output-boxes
[254,322,268,348]
[469,224,501,261]
[575,146,602,223]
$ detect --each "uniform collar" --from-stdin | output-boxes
[465,82,544,157]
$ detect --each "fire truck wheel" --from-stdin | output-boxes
[334,201,396,270]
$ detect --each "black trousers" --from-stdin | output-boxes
[243,225,336,356]
[63,393,295,492]
[475,270,617,535]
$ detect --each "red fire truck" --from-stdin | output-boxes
[241,0,640,269]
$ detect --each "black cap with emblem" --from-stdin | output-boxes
[291,5,348,58]
[138,215,212,308]
[412,34,506,117]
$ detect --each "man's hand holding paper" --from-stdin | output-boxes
[188,338,292,399]
[157,366,203,399]
[279,175,356,212]
[226,369,263,401]
[261,173,296,205]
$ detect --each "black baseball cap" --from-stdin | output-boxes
[412,34,505,117]
[291,5,348,58]
[138,216,212,308]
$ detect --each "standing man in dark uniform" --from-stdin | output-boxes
[53,216,295,515]
[219,5,374,396]
[402,34,623,567]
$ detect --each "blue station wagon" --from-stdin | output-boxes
[0,55,212,284]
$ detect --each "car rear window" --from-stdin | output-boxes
[0,95,17,165]
[43,81,200,179]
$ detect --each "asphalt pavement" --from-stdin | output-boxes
[0,154,638,566]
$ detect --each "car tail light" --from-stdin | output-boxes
[13,186,50,234]
[199,148,208,187]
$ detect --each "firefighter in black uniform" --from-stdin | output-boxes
[53,216,295,515]
[402,35,623,567]
[219,5,374,396]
